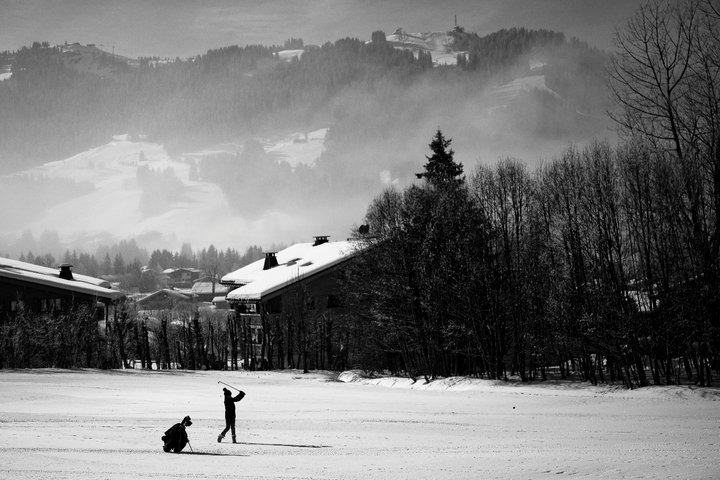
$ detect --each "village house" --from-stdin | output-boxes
[134,288,194,311]
[161,267,202,289]
[220,236,363,369]
[0,257,124,321]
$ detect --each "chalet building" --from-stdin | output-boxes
[135,288,194,311]
[211,295,230,310]
[220,236,363,368]
[162,267,202,289]
[0,257,124,321]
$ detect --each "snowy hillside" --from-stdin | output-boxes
[386,29,560,104]
[264,128,327,168]
[1,129,340,252]
[386,29,464,66]
[491,74,560,102]
[275,49,304,62]
[181,128,327,170]
[0,63,11,81]
[5,137,232,249]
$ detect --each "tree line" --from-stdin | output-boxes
[0,297,239,371]
[0,28,607,171]
[340,0,720,387]
[9,242,264,293]
[342,134,719,387]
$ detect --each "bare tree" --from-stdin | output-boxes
[608,0,700,160]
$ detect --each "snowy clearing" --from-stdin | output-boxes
[264,128,328,168]
[1,369,718,479]
[491,74,560,102]
[276,50,304,62]
[386,30,461,66]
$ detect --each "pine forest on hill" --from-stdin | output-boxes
[0,29,610,219]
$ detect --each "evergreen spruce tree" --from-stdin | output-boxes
[417,129,464,187]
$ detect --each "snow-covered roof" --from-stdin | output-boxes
[163,267,202,274]
[191,281,229,295]
[0,257,124,301]
[135,288,192,305]
[222,240,362,302]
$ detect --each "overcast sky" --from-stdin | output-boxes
[1,0,643,58]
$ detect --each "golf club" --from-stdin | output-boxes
[218,380,242,392]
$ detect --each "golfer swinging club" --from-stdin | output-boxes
[218,387,245,443]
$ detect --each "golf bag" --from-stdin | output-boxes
[162,415,192,453]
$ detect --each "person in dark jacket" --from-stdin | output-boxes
[162,415,192,452]
[217,388,245,443]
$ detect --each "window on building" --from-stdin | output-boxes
[10,299,30,312]
[40,298,62,312]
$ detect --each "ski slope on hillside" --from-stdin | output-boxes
[10,137,235,250]
[491,74,560,102]
[3,129,341,251]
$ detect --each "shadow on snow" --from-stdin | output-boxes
[235,441,331,449]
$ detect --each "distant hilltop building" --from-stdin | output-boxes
[453,15,465,33]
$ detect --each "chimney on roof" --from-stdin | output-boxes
[59,264,74,281]
[313,235,329,246]
[263,252,279,270]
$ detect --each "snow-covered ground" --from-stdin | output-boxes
[7,138,237,251]
[264,128,327,168]
[491,74,560,102]
[386,30,462,66]
[276,49,304,62]
[2,129,340,252]
[1,369,717,479]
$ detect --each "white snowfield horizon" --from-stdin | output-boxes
[1,369,717,479]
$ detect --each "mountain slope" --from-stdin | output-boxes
[0,27,613,252]
[386,28,462,66]
[0,130,354,252]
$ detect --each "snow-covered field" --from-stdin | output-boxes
[1,369,718,479]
